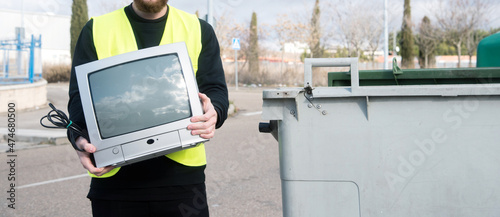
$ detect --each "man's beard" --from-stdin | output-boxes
[134,0,168,13]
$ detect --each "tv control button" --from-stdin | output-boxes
[147,139,155,145]
[112,147,120,154]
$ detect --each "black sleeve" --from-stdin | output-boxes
[197,19,229,129]
[67,19,97,136]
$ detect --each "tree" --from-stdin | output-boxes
[70,0,89,60]
[248,12,259,79]
[389,30,400,54]
[434,0,490,67]
[273,14,304,53]
[465,29,488,66]
[214,11,241,58]
[364,13,384,61]
[333,3,364,58]
[329,0,389,60]
[415,16,441,68]
[309,0,323,58]
[400,0,415,68]
[273,13,304,83]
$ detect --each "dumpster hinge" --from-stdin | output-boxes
[304,85,313,95]
[304,91,328,116]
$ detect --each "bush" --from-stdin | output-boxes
[43,63,71,83]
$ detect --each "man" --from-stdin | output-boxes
[67,0,228,216]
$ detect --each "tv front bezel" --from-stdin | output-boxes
[75,42,204,152]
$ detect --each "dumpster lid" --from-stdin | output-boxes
[329,58,500,87]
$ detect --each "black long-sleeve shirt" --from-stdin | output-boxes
[68,5,228,201]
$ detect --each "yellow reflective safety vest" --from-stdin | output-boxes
[89,6,206,178]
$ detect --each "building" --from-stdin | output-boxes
[0,9,71,65]
[284,41,309,54]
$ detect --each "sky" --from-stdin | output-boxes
[5,0,499,28]
[1,0,312,25]
[2,0,500,49]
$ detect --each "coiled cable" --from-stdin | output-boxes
[40,103,87,152]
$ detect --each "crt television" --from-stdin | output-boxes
[75,42,207,168]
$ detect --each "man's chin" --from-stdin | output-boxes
[134,0,168,13]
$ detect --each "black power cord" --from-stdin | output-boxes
[40,103,88,152]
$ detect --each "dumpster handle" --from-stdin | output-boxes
[392,58,403,85]
[304,58,359,93]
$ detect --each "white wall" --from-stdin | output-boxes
[284,41,309,54]
[0,9,71,64]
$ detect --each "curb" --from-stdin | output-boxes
[0,128,68,145]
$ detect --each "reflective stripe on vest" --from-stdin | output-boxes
[89,6,206,178]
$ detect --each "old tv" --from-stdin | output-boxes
[75,42,207,168]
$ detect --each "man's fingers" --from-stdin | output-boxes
[190,114,208,123]
[198,93,214,114]
[74,137,114,176]
[190,125,215,135]
[189,116,216,129]
[199,131,215,139]
[87,166,104,175]
[76,136,96,153]
[77,151,97,169]
[188,92,217,139]
[190,109,216,126]
[91,166,115,177]
[82,144,96,153]
[96,167,115,176]
[198,92,211,104]
[77,151,115,176]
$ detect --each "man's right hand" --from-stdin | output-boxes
[75,137,115,176]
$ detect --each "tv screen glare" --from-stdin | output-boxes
[90,54,191,139]
[75,42,207,168]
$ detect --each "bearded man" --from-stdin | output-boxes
[68,0,228,216]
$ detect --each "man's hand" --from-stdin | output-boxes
[188,93,218,139]
[75,136,115,176]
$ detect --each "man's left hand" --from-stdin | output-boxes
[188,93,217,139]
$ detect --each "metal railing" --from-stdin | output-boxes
[0,31,42,85]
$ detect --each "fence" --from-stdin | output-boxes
[0,30,42,85]
[222,57,477,88]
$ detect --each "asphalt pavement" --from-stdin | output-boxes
[0,83,282,217]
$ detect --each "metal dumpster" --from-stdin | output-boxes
[260,58,500,217]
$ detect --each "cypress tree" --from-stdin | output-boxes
[310,0,322,58]
[400,0,415,68]
[70,0,88,60]
[248,12,259,79]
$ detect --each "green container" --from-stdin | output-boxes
[477,32,500,67]
[329,67,500,87]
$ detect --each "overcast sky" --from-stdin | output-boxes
[2,0,314,25]
[4,0,499,28]
[2,0,500,46]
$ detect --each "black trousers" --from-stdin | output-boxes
[91,185,209,217]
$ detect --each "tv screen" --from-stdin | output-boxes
[75,42,207,168]
[89,54,191,139]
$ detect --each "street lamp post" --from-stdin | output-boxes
[384,0,389,69]
[207,0,214,26]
